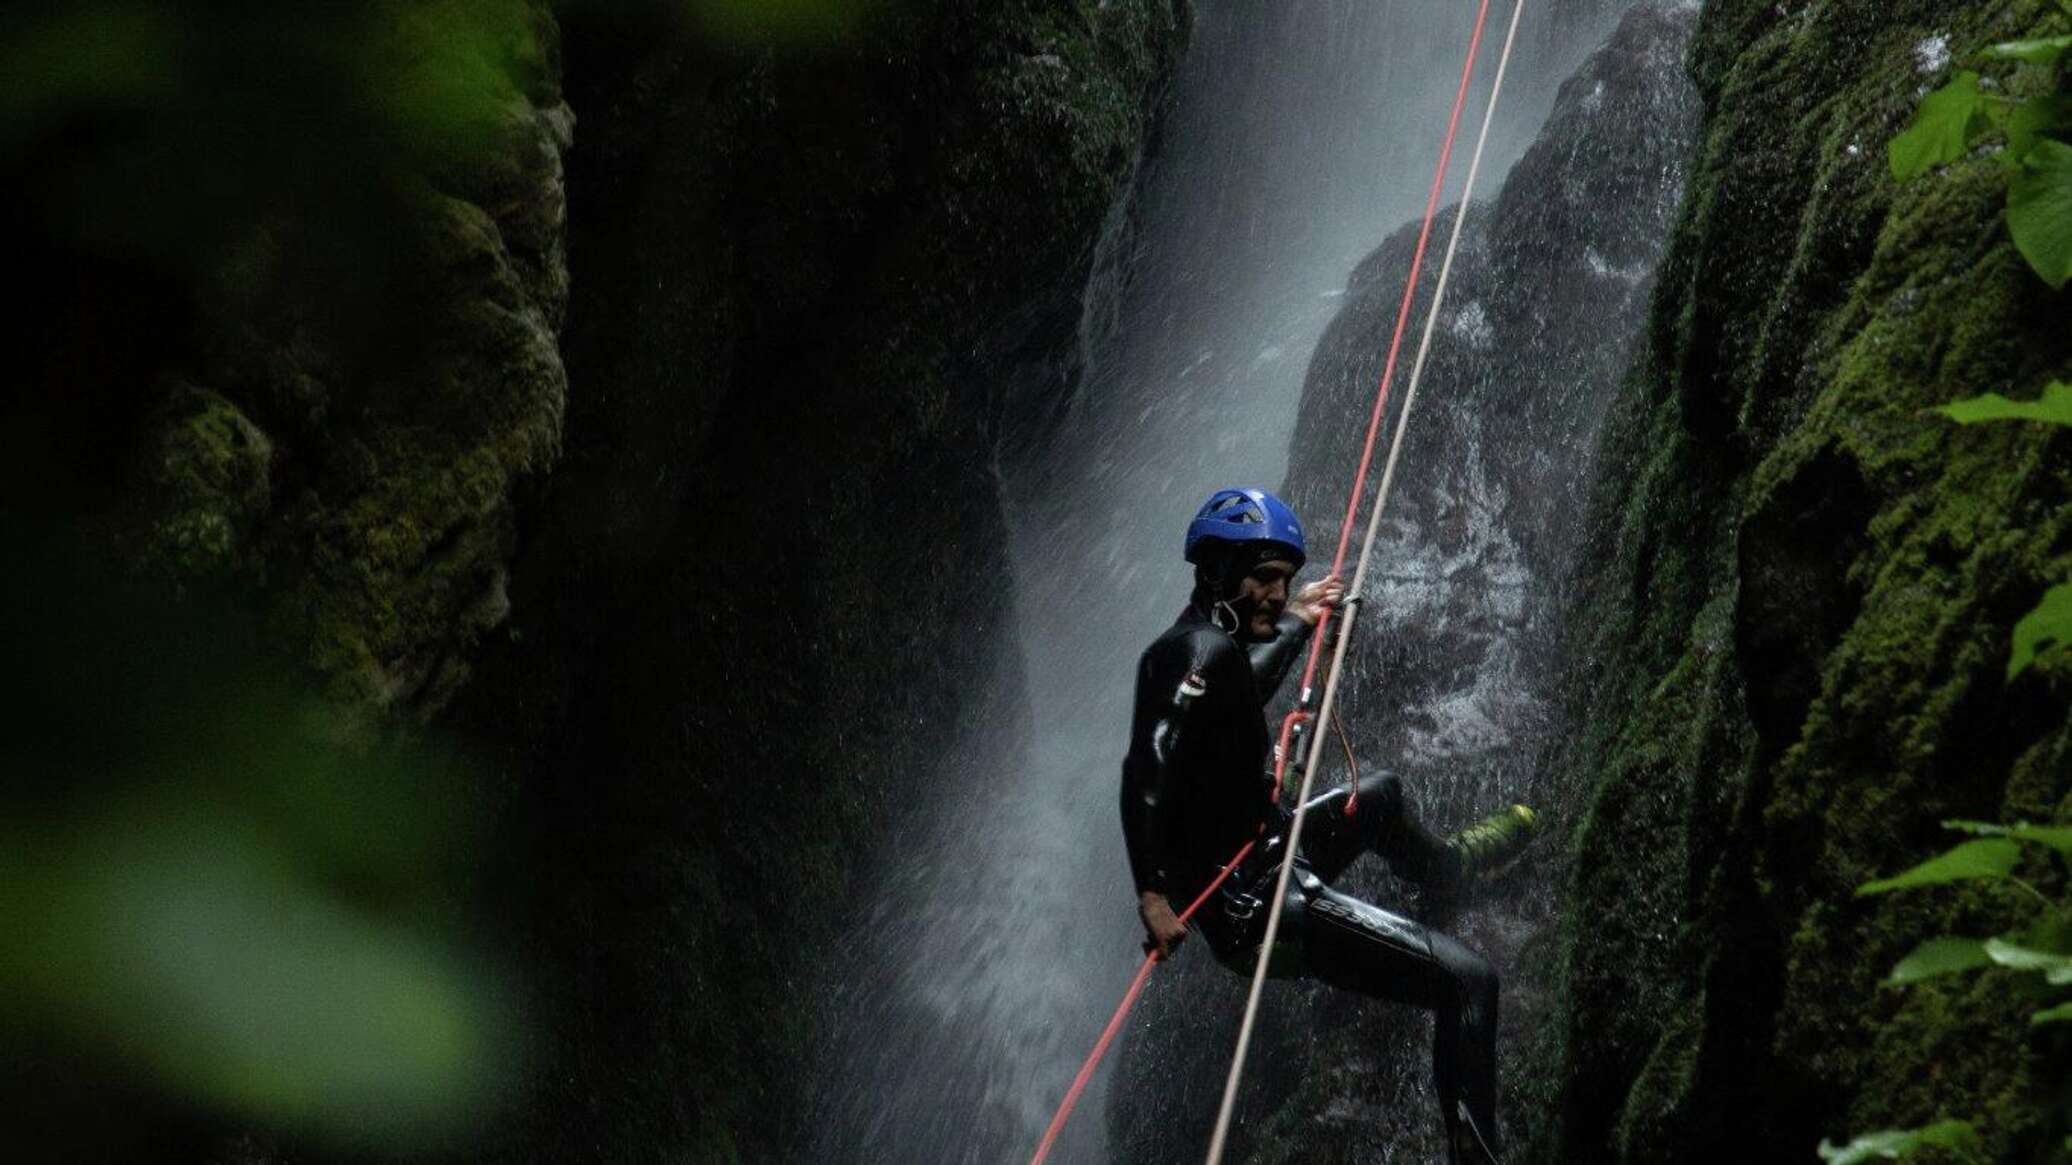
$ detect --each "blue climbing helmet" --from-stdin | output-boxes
[1183,487,1306,569]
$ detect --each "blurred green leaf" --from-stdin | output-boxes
[0,553,514,1148]
[2011,824,2072,860]
[1986,937,2072,984]
[2,796,509,1144]
[1981,35,2072,67]
[1936,382,2072,426]
[2010,140,2072,289]
[1943,817,2072,860]
[2009,583,2072,680]
[359,0,541,165]
[1817,1121,1979,1165]
[1890,72,1991,181]
[1885,937,1991,986]
[27,821,496,1135]
[1858,839,2021,895]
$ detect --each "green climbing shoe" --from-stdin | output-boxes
[1447,804,1541,879]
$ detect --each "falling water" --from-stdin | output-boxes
[808,2,1662,1161]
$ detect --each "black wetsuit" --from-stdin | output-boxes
[1119,606,1502,1161]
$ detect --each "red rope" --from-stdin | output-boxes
[1027,2,1497,1157]
[1027,840,1256,1165]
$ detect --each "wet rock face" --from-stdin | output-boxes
[1532,1,2072,1162]
[1282,0,1702,804]
[1106,5,1703,1162]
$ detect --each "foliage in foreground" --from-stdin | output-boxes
[1822,10,2072,1159]
[1820,821,2071,1162]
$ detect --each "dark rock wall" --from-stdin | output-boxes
[1526,1,2072,1161]
[454,2,1188,1160]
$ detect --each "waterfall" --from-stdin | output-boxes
[806,2,1670,1160]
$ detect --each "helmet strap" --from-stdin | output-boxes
[1194,551,1267,635]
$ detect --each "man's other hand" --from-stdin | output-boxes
[1138,890,1187,960]
[1292,574,1347,626]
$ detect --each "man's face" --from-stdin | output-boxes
[1238,559,1296,640]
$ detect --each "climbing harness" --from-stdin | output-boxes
[1028,1,1533,1160]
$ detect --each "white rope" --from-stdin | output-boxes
[1201,1,1529,1159]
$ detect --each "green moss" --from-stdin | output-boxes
[1612,1000,1703,1160]
[1524,1,2072,1161]
[135,385,274,581]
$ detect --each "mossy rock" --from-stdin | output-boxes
[1525,2,2072,1161]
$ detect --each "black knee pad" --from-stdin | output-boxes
[1360,772,1405,810]
[1308,772,1404,818]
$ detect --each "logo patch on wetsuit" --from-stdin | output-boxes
[1178,671,1208,699]
[1310,895,1429,955]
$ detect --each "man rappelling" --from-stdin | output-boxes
[1120,486,1540,1165]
